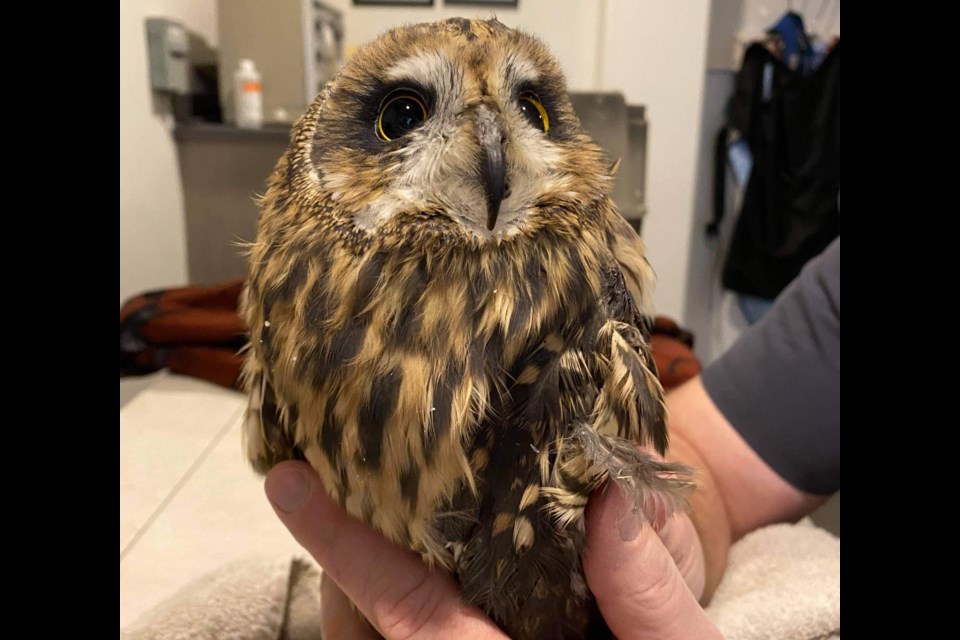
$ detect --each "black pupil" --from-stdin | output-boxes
[381,97,425,139]
[519,99,544,130]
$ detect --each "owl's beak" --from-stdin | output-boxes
[481,141,506,231]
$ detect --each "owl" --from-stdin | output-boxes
[242,18,691,639]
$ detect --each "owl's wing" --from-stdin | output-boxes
[606,214,657,319]
[453,219,691,637]
[598,214,667,453]
[544,213,692,537]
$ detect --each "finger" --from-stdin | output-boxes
[623,449,705,597]
[265,461,506,640]
[583,484,722,640]
[321,572,380,640]
[656,513,706,599]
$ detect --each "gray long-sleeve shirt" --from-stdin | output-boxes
[702,238,840,494]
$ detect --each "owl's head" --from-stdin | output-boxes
[281,18,613,247]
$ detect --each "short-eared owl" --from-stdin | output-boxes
[243,17,690,639]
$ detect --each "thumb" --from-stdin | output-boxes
[264,461,506,640]
[583,485,722,640]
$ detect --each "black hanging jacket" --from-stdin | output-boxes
[721,41,840,299]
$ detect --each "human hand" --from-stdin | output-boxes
[264,460,507,639]
[266,460,721,639]
[583,483,723,640]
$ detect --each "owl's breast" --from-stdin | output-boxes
[248,232,609,563]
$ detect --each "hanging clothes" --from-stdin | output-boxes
[718,40,840,302]
[768,11,816,75]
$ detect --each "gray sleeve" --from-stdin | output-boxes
[702,238,840,494]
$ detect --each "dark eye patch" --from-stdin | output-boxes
[314,79,436,156]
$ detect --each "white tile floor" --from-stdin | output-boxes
[119,375,315,629]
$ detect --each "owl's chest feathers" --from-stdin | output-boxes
[262,235,608,561]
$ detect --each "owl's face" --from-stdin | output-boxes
[297,18,612,246]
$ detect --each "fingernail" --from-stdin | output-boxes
[607,484,643,542]
[648,494,668,533]
[266,467,312,513]
[617,505,642,541]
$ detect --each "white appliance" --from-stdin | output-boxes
[217,0,343,124]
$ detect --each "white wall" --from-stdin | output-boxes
[598,0,711,320]
[682,69,749,363]
[323,0,601,91]
[119,0,217,306]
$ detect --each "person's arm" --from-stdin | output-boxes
[579,376,828,639]
[664,376,829,600]
[694,237,840,595]
[602,237,842,602]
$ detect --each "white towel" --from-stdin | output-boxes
[706,518,840,639]
[120,556,321,640]
[121,519,839,639]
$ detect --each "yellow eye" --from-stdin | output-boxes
[518,92,549,133]
[377,90,428,141]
